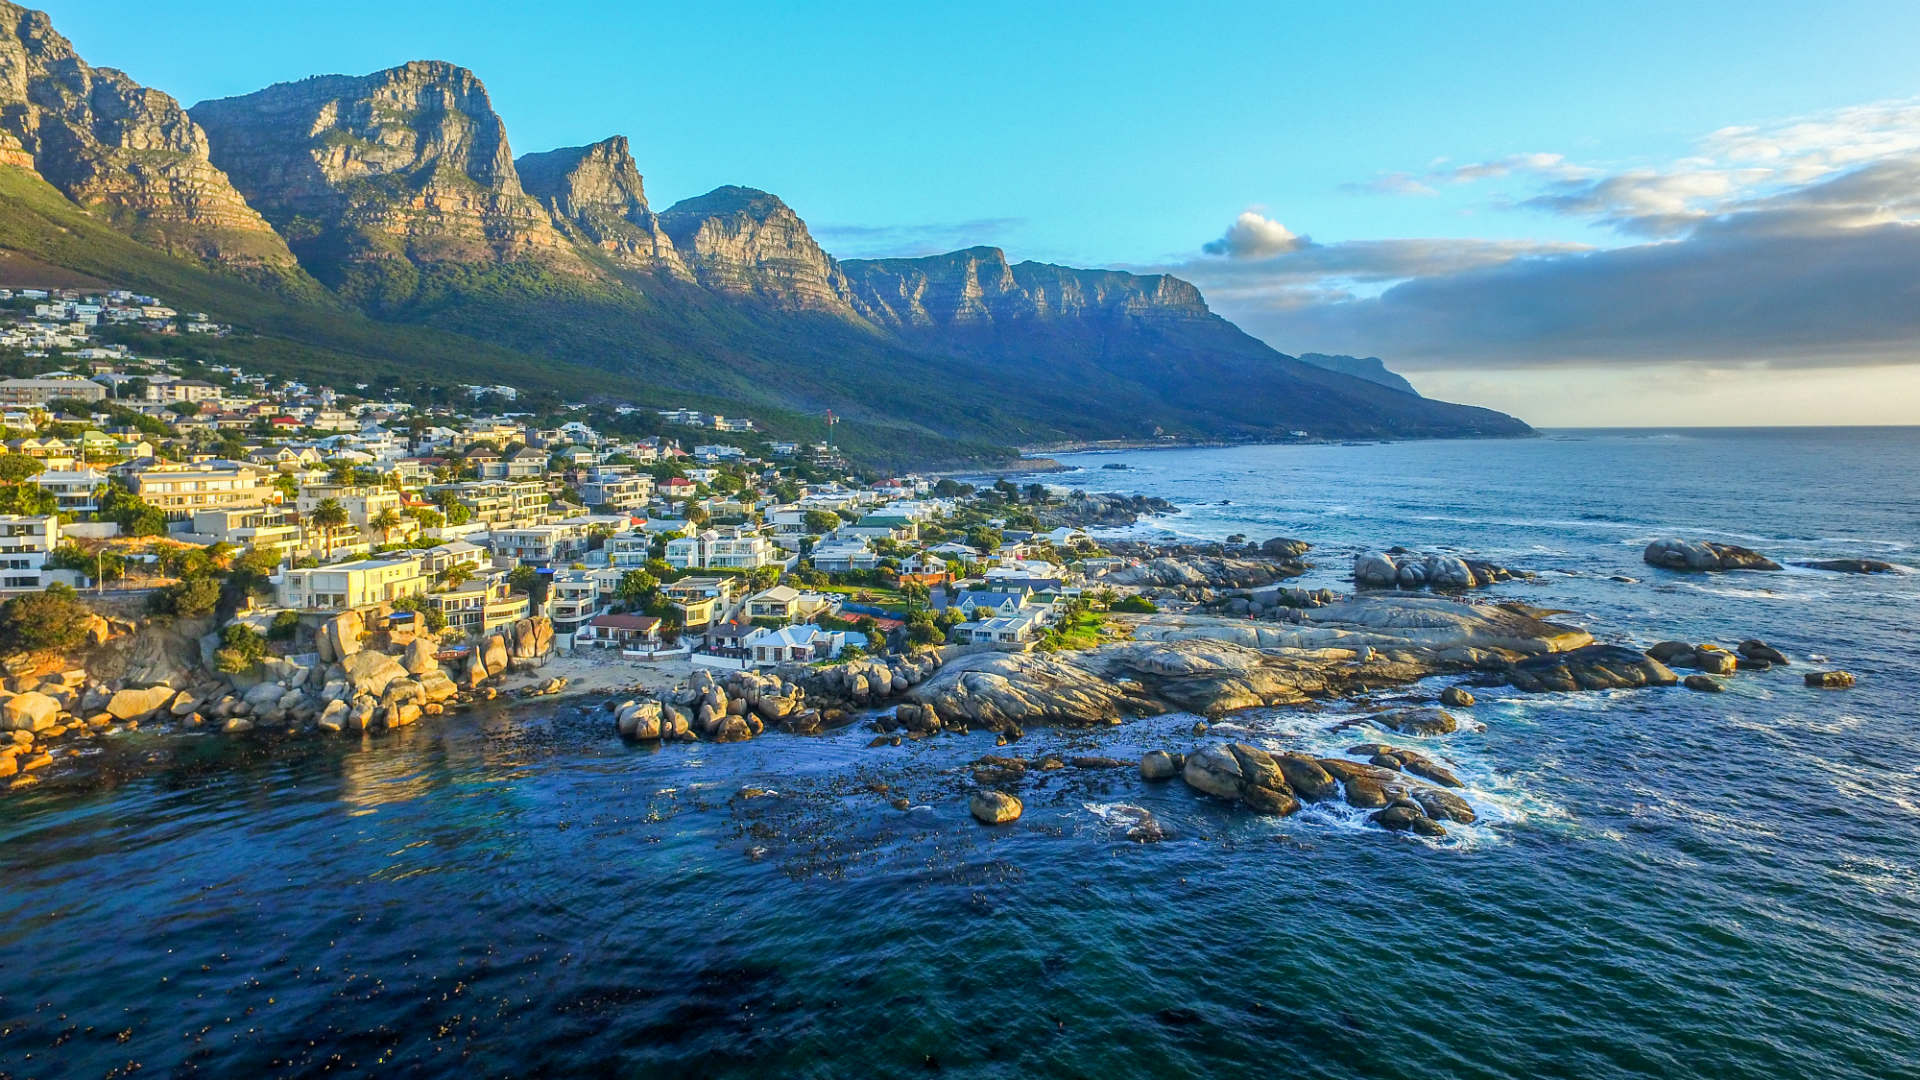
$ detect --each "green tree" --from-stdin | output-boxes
[0,453,45,483]
[616,568,659,608]
[272,473,299,500]
[905,609,942,646]
[1114,594,1158,614]
[803,509,841,535]
[268,610,301,641]
[370,507,403,545]
[0,584,93,653]
[391,595,448,633]
[0,481,57,517]
[153,574,221,617]
[965,526,1003,553]
[213,623,267,674]
[47,543,124,582]
[431,488,473,525]
[308,497,350,559]
[100,480,166,537]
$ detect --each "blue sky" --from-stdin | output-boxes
[39,0,1920,423]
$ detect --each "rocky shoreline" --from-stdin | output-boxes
[0,536,1858,843]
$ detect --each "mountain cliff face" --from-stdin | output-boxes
[188,60,584,305]
[1297,353,1420,396]
[842,247,1525,441]
[657,186,860,315]
[0,1,296,272]
[844,246,1209,330]
[516,136,687,278]
[0,3,1532,459]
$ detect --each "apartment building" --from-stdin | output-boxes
[128,462,266,518]
[0,514,58,593]
[190,506,302,559]
[276,555,430,612]
[426,573,530,637]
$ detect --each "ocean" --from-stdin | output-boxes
[3,428,1917,1078]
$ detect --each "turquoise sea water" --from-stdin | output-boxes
[3,428,1917,1078]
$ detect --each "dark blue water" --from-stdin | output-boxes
[4,428,1918,1078]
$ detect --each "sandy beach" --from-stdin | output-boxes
[497,650,699,703]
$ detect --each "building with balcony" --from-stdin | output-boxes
[277,555,430,612]
[0,515,58,593]
[128,462,266,518]
[425,573,530,637]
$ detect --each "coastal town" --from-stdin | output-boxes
[0,284,1142,721]
[0,281,1854,836]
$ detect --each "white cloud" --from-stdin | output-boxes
[1201,210,1306,258]
[1179,100,1920,374]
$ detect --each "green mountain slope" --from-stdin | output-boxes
[0,9,1532,467]
[0,165,1009,468]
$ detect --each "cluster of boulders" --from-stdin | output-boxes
[612,652,961,746]
[0,611,560,787]
[1036,491,1179,528]
[1509,644,1679,692]
[288,612,552,732]
[613,666,812,743]
[1152,739,1475,837]
[1102,554,1306,593]
[1506,635,1851,694]
[1643,539,1782,572]
[799,653,944,707]
[1201,585,1337,620]
[1354,549,1519,591]
[0,667,95,784]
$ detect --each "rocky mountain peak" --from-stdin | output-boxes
[657,186,859,314]
[0,0,298,270]
[189,59,584,301]
[516,135,686,277]
[842,248,1212,330]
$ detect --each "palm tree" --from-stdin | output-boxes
[370,507,403,546]
[309,498,349,560]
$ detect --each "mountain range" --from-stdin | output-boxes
[0,3,1528,466]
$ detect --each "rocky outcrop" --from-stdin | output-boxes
[1508,645,1678,692]
[968,789,1022,825]
[1181,742,1300,815]
[657,186,859,314]
[843,246,1213,330]
[1295,353,1419,395]
[1643,539,1782,572]
[315,611,364,663]
[1103,554,1307,591]
[105,685,174,721]
[1,690,58,731]
[1354,550,1518,591]
[1032,491,1179,529]
[190,61,586,300]
[509,616,553,665]
[900,595,1593,730]
[516,135,687,277]
[1794,559,1899,574]
[0,2,297,269]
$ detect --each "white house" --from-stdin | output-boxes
[32,467,105,513]
[0,515,59,593]
[744,624,859,666]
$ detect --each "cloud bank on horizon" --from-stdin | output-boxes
[1175,99,1920,378]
